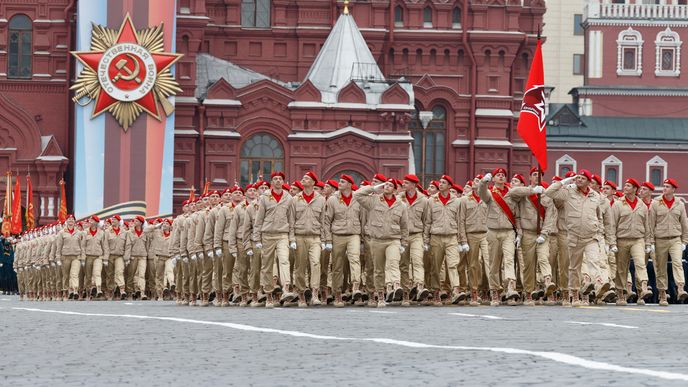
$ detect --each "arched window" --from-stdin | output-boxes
[423,6,433,28]
[602,155,623,186]
[241,0,271,28]
[646,156,667,188]
[555,154,577,177]
[655,27,681,77]
[409,105,446,185]
[240,133,284,186]
[334,170,366,185]
[394,5,404,27]
[617,27,643,76]
[8,14,32,79]
[452,7,461,29]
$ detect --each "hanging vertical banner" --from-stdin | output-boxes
[71,0,181,218]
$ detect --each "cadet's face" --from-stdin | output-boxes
[439,179,450,192]
[134,219,143,228]
[338,179,351,192]
[591,181,600,192]
[162,222,171,232]
[246,188,257,200]
[231,191,243,202]
[402,181,415,192]
[222,192,231,203]
[663,184,675,196]
[289,186,300,196]
[324,185,334,196]
[602,185,613,196]
[494,173,506,184]
[511,178,523,187]
[302,175,315,188]
[623,183,637,195]
[272,176,284,187]
[66,218,75,228]
[529,172,539,185]
[449,188,457,197]
[638,186,652,198]
[314,186,322,193]
[575,175,589,189]
[427,185,438,195]
[258,184,268,194]
[89,219,98,228]
[463,185,472,195]
[383,182,395,195]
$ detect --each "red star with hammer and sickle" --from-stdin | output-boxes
[73,15,181,120]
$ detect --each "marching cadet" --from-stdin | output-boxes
[610,178,652,306]
[184,198,201,306]
[354,179,409,307]
[82,215,109,300]
[359,174,387,304]
[48,223,62,300]
[213,187,238,307]
[123,215,152,301]
[517,168,557,306]
[649,178,688,306]
[288,171,326,307]
[636,181,657,303]
[399,174,429,305]
[171,200,192,305]
[253,172,295,308]
[228,186,250,306]
[545,171,612,306]
[458,176,489,306]
[56,214,84,300]
[243,182,266,307]
[478,169,535,305]
[154,219,174,300]
[324,175,362,307]
[319,179,338,303]
[106,215,129,300]
[198,190,219,305]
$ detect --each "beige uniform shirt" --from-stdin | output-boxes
[458,194,489,244]
[253,190,293,240]
[649,196,688,243]
[353,186,409,246]
[545,182,613,244]
[288,191,326,242]
[324,191,363,244]
[56,228,84,259]
[83,228,110,262]
[399,191,428,235]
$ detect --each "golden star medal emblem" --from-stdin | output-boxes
[70,14,183,131]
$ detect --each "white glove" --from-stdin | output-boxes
[536,235,546,244]
[532,185,545,194]
[650,244,655,253]
[50,262,56,267]
[124,260,131,265]
[683,244,687,252]
[605,245,610,254]
[207,250,214,258]
[399,246,406,254]
[374,182,386,190]
[246,249,254,257]
[515,235,521,248]
[645,246,652,254]
[56,260,62,267]
[182,257,188,263]
[423,244,429,252]
[170,258,177,266]
[103,261,109,267]
[561,176,576,185]
[566,183,576,189]
[289,242,297,250]
[18,268,23,272]
[215,248,222,257]
[482,173,492,183]
[461,243,470,252]
[173,255,180,261]
[325,243,333,251]
[191,253,197,261]
[256,243,263,250]
[232,252,237,258]
[321,243,326,250]
[80,261,85,267]
[610,245,618,254]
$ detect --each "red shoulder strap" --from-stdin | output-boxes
[491,189,516,227]
[528,194,546,220]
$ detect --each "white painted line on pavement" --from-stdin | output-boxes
[449,312,505,320]
[368,310,397,314]
[564,321,638,330]
[11,307,688,382]
[1,298,10,301]
[123,302,134,305]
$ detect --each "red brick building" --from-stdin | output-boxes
[547,0,688,194]
[0,0,546,221]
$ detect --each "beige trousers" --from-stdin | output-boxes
[61,255,81,293]
[370,238,401,292]
[131,256,147,293]
[260,234,290,289]
[332,234,361,293]
[567,234,601,290]
[614,238,644,290]
[294,235,321,291]
[400,233,425,290]
[486,229,516,291]
[521,231,552,293]
[232,240,250,291]
[429,234,460,291]
[655,237,686,290]
[466,232,487,292]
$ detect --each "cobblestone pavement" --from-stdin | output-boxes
[2,296,688,386]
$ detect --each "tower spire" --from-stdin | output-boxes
[343,0,349,15]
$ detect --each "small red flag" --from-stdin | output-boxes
[26,175,35,230]
[10,174,22,234]
[517,38,547,171]
[58,179,68,223]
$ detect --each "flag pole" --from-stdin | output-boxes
[536,25,542,236]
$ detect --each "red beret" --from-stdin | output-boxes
[386,178,398,189]
[615,191,623,197]
[256,180,270,188]
[641,181,655,191]
[422,189,429,196]
[492,168,507,176]
[90,215,100,223]
[340,174,355,185]
[135,215,146,224]
[221,187,231,195]
[465,180,473,187]
[440,175,454,186]
[664,178,679,188]
[552,176,563,182]
[292,181,304,191]
[404,174,420,184]
[361,180,371,186]
[565,171,576,178]
[66,214,75,221]
[315,181,325,189]
[164,219,173,225]
[452,184,464,193]
[182,200,189,206]
[155,218,163,224]
[271,171,286,180]
[625,178,640,189]
[373,173,387,182]
[512,174,526,185]
[352,184,359,191]
[230,185,244,194]
[430,180,440,189]
[281,183,290,191]
[305,171,319,183]
[529,166,539,175]
[113,214,121,221]
[244,183,254,191]
[604,180,617,190]
[578,169,592,181]
[591,175,602,186]
[541,181,550,189]
[105,218,113,224]
[209,190,220,196]
[326,179,339,190]
[475,174,484,180]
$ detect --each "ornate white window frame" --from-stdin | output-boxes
[555,154,577,177]
[655,27,681,77]
[646,156,667,189]
[602,155,623,185]
[617,27,643,76]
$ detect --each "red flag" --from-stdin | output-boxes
[188,185,196,201]
[202,178,210,195]
[58,179,67,223]
[517,38,547,171]
[1,172,11,237]
[10,174,22,234]
[26,175,35,230]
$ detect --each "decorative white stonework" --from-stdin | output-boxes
[602,155,623,185]
[48,196,55,217]
[646,156,668,188]
[617,27,643,76]
[555,154,577,177]
[655,27,681,77]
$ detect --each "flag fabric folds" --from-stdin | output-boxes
[10,174,22,234]
[516,37,548,171]
[26,175,35,230]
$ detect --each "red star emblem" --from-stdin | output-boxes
[72,14,182,120]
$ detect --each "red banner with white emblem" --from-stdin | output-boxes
[517,38,547,171]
